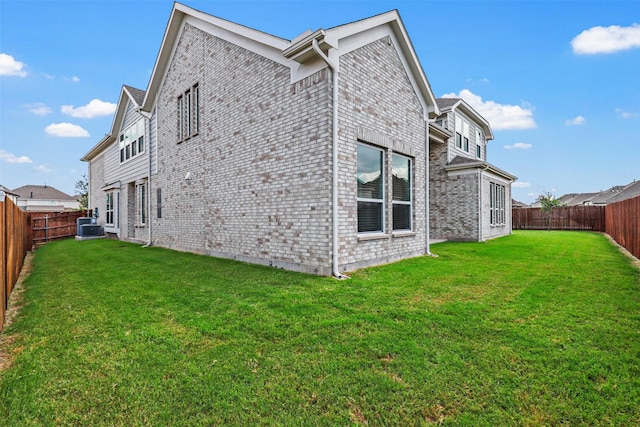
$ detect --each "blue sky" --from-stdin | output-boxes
[1,0,639,204]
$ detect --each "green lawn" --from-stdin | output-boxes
[1,231,639,426]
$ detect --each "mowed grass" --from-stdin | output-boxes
[1,231,639,426]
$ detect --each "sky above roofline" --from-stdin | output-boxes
[1,0,639,204]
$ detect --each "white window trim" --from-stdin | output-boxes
[105,192,114,226]
[178,83,200,143]
[357,143,385,235]
[136,182,147,227]
[119,118,145,164]
[392,153,412,232]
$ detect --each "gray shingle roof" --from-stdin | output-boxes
[435,97,460,110]
[12,184,76,201]
[124,85,146,106]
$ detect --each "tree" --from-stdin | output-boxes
[75,173,88,210]
[536,192,565,231]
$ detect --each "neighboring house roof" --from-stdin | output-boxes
[606,180,640,204]
[551,180,640,207]
[0,184,19,197]
[81,84,146,161]
[512,199,529,208]
[435,97,494,141]
[13,184,77,201]
[444,156,517,182]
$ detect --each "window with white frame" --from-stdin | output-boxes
[178,83,200,143]
[463,121,470,152]
[476,129,483,159]
[455,118,463,149]
[357,144,384,233]
[490,182,506,226]
[105,192,114,225]
[119,118,145,163]
[136,182,147,226]
[392,154,412,231]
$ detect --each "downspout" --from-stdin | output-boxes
[478,168,483,241]
[478,164,489,242]
[425,117,432,256]
[138,108,153,247]
[312,39,348,279]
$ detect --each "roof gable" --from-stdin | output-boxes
[81,84,145,161]
[436,97,493,141]
[141,3,438,118]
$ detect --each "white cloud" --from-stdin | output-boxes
[513,182,531,188]
[504,142,532,150]
[616,108,638,119]
[71,76,80,82]
[572,23,640,54]
[35,164,53,173]
[0,149,32,164]
[27,103,52,116]
[565,116,586,126]
[61,99,116,118]
[442,89,536,130]
[0,53,27,77]
[45,122,90,137]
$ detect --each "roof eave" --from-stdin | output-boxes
[81,134,114,162]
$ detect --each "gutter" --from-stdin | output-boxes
[312,39,348,279]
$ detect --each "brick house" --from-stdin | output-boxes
[429,98,516,241]
[82,3,514,275]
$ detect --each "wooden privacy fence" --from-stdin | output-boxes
[512,206,606,231]
[31,210,90,245]
[605,196,640,259]
[0,194,33,332]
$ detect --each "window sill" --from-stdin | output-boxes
[392,230,416,238]
[357,233,390,242]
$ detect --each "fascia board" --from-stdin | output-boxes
[445,161,516,182]
[453,100,494,141]
[428,123,452,143]
[80,133,114,161]
[81,85,133,161]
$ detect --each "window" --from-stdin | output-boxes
[136,182,147,226]
[156,188,162,219]
[119,118,145,163]
[463,122,470,152]
[476,129,483,159]
[357,143,414,234]
[105,192,114,225]
[357,144,384,233]
[178,83,200,143]
[392,154,412,231]
[490,182,506,226]
[455,132,463,149]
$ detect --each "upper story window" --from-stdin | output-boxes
[462,122,470,152]
[455,116,471,153]
[119,118,145,163]
[178,83,200,143]
[476,129,483,159]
